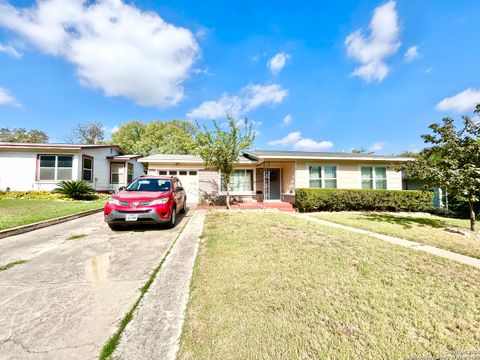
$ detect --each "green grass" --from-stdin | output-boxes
[310,211,480,259]
[67,233,87,240]
[0,260,26,271]
[178,211,480,360]
[0,199,105,230]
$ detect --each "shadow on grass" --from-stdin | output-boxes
[355,213,448,230]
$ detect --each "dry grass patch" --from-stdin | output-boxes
[179,211,480,359]
[310,211,480,259]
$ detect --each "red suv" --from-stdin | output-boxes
[104,176,186,230]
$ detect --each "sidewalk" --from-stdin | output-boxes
[291,212,480,270]
[112,209,206,360]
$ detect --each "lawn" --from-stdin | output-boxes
[179,211,480,359]
[0,199,105,230]
[310,211,480,259]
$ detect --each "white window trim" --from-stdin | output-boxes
[218,168,256,196]
[307,163,338,189]
[38,154,74,182]
[359,165,388,190]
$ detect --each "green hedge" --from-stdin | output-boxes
[295,188,434,212]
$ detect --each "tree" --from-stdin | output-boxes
[0,127,48,143]
[194,116,255,209]
[402,114,480,231]
[110,119,196,156]
[67,121,104,144]
[351,147,374,154]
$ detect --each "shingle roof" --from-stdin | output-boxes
[138,153,256,164]
[243,150,413,162]
[0,142,125,153]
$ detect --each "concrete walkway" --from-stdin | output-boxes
[113,209,206,360]
[291,213,480,270]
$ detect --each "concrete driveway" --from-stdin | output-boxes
[0,209,192,360]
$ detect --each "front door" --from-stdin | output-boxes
[264,168,281,200]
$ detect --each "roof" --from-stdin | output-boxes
[0,142,125,154]
[243,150,413,162]
[107,155,141,160]
[138,154,256,164]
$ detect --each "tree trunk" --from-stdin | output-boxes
[226,179,231,210]
[468,198,476,232]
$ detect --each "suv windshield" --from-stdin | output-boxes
[126,179,171,192]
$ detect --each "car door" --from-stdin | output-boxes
[174,179,185,208]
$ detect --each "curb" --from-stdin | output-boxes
[0,208,103,240]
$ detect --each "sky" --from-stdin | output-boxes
[0,0,479,154]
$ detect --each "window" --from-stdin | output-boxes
[221,169,254,192]
[111,163,125,184]
[127,163,134,183]
[169,170,177,175]
[38,155,73,181]
[127,178,171,191]
[309,165,337,188]
[158,170,167,175]
[179,171,187,176]
[361,167,387,190]
[189,171,197,176]
[82,156,93,182]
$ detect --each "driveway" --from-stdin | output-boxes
[0,209,192,360]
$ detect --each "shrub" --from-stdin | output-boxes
[295,188,434,213]
[53,180,95,200]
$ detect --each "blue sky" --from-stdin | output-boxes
[0,0,480,154]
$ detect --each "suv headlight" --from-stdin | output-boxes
[108,197,121,205]
[149,198,169,205]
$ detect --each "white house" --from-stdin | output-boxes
[140,150,413,204]
[0,142,144,192]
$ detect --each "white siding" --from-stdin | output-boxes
[0,151,38,191]
[79,148,118,191]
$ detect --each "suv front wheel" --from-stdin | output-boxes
[167,207,177,228]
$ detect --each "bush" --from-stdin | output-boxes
[53,180,95,200]
[295,188,434,213]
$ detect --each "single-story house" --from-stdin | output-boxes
[140,150,413,204]
[0,142,143,192]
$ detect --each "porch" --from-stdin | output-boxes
[254,161,296,204]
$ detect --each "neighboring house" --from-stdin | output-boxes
[140,150,413,204]
[0,142,143,192]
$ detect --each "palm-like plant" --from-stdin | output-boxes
[53,180,94,200]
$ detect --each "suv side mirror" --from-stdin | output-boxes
[175,186,184,192]
[118,186,126,192]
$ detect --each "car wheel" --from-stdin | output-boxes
[167,207,177,228]
[180,197,187,214]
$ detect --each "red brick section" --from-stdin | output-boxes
[197,202,295,212]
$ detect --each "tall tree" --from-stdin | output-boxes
[194,116,255,209]
[0,127,48,143]
[111,119,196,156]
[67,121,104,144]
[402,115,480,231]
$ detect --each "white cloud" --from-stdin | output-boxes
[404,46,419,61]
[0,43,22,58]
[0,0,199,107]
[187,83,287,120]
[267,52,290,75]
[345,1,400,82]
[369,141,387,152]
[268,131,333,151]
[281,114,292,127]
[0,87,21,107]
[436,88,480,113]
[425,67,433,74]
